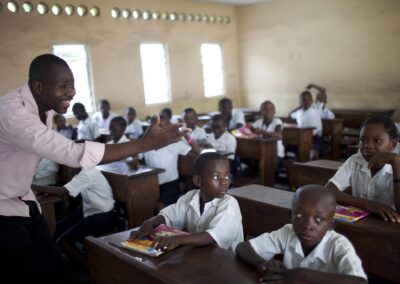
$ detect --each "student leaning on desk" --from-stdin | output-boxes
[0,54,189,284]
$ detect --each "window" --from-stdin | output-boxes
[53,44,95,115]
[201,43,225,97]
[140,43,171,104]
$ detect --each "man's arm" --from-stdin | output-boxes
[31,184,68,197]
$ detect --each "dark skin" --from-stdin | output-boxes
[219,101,243,129]
[326,123,400,223]
[29,63,189,165]
[109,121,125,144]
[72,106,89,121]
[100,101,110,119]
[128,159,230,252]
[288,93,314,117]
[250,102,282,139]
[236,188,367,284]
[307,83,327,106]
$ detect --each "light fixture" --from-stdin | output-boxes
[178,13,186,21]
[216,15,223,23]
[65,4,74,16]
[51,4,62,16]
[168,12,177,21]
[37,2,48,15]
[121,9,130,19]
[77,5,87,16]
[202,14,209,22]
[7,1,18,13]
[111,7,120,19]
[161,11,168,20]
[132,9,141,20]
[151,11,160,20]
[142,10,150,20]
[22,2,33,13]
[89,6,99,17]
[223,16,230,24]
[209,15,215,23]
[186,13,193,21]
[194,13,201,21]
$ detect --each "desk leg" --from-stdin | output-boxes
[331,126,342,161]
[297,131,313,162]
[40,202,56,237]
[260,140,277,186]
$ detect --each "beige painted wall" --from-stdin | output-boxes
[0,0,240,120]
[237,0,400,120]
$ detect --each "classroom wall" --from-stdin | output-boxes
[237,0,400,120]
[0,0,240,119]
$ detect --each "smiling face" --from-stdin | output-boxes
[194,159,230,202]
[359,123,397,162]
[32,63,75,114]
[292,189,335,255]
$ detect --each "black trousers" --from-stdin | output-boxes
[0,201,70,284]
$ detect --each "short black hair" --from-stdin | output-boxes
[260,100,275,110]
[363,115,397,139]
[299,90,312,99]
[193,152,229,176]
[293,184,336,213]
[126,107,136,116]
[28,54,69,82]
[99,99,110,107]
[72,102,86,113]
[161,108,172,120]
[110,116,127,130]
[211,114,226,125]
[218,98,232,108]
[183,107,197,115]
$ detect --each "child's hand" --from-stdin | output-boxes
[259,259,285,275]
[368,152,399,171]
[128,221,154,240]
[152,235,182,252]
[365,202,400,223]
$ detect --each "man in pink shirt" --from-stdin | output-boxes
[0,54,187,283]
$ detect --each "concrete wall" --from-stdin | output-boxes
[237,0,400,120]
[0,0,240,119]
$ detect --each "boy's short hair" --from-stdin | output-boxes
[29,54,68,82]
[260,100,275,110]
[99,99,110,107]
[293,184,336,213]
[211,114,226,125]
[218,98,232,108]
[299,90,312,99]
[183,107,197,115]
[193,152,228,176]
[363,115,397,139]
[126,107,136,115]
[110,116,127,129]
[161,108,172,120]
[72,102,86,113]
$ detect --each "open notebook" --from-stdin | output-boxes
[120,224,188,257]
[334,205,369,223]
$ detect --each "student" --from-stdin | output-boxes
[129,152,243,252]
[108,116,130,144]
[236,185,367,284]
[326,115,400,223]
[218,98,245,130]
[142,115,192,206]
[54,114,75,140]
[306,83,335,120]
[72,102,99,141]
[205,114,237,159]
[32,158,59,186]
[0,54,187,283]
[289,90,323,160]
[161,107,180,124]
[33,167,116,254]
[251,100,285,160]
[182,107,207,153]
[92,99,118,132]
[125,107,143,139]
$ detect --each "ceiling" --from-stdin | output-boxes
[192,0,269,6]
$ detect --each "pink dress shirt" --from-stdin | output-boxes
[0,85,105,217]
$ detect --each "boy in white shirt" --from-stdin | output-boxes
[236,185,367,284]
[91,99,118,133]
[129,152,243,252]
[205,114,237,159]
[72,102,99,141]
[125,107,143,139]
[218,98,245,130]
[289,90,323,160]
[142,115,192,206]
[306,83,335,120]
[182,107,207,153]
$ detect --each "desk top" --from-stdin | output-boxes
[97,163,164,178]
[299,159,343,170]
[87,230,259,284]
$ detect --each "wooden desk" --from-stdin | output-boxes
[37,194,62,237]
[235,137,278,186]
[97,163,164,228]
[332,108,396,129]
[229,185,400,283]
[322,118,344,160]
[282,126,314,162]
[86,230,259,284]
[288,160,342,191]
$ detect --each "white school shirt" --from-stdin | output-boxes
[206,131,237,159]
[77,117,99,141]
[290,108,322,137]
[252,118,285,158]
[189,126,207,142]
[329,153,396,209]
[32,158,59,186]
[64,168,115,218]
[229,109,245,130]
[143,141,191,184]
[125,119,143,139]
[160,189,243,251]
[92,111,118,132]
[314,102,335,120]
[249,224,367,280]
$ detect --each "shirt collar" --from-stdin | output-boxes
[189,190,225,215]
[21,84,54,127]
[354,153,393,175]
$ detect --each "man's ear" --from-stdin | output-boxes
[30,80,43,95]
[193,175,201,188]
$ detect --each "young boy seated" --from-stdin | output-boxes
[182,107,207,153]
[54,114,75,140]
[91,99,118,133]
[129,152,243,252]
[306,83,335,120]
[218,98,245,130]
[142,115,192,206]
[125,107,143,139]
[205,114,237,159]
[236,185,367,284]
[72,102,99,141]
[108,116,130,144]
[289,90,323,160]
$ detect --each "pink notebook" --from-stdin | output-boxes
[334,205,369,223]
